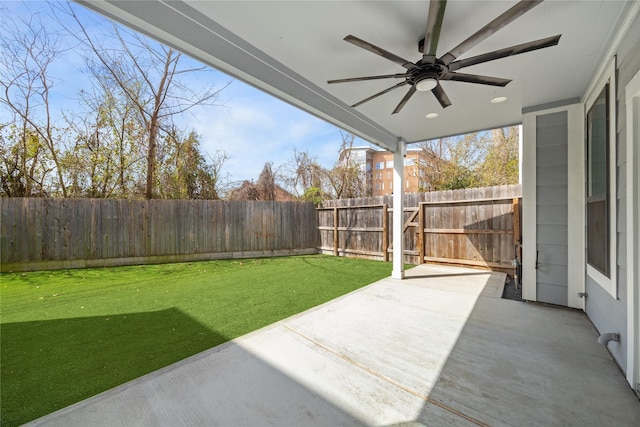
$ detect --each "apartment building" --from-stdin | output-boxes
[341,147,427,196]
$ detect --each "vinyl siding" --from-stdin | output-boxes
[536,111,569,306]
[585,12,640,371]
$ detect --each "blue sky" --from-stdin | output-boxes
[2,0,373,184]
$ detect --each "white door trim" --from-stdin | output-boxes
[522,113,537,301]
[521,104,585,307]
[566,105,586,310]
[625,70,640,391]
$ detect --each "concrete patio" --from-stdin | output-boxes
[27,264,640,426]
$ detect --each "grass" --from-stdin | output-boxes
[0,255,395,426]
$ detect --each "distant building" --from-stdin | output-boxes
[339,147,430,196]
[274,185,297,201]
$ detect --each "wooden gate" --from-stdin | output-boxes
[317,185,522,272]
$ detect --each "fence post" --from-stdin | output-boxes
[512,198,521,246]
[333,207,339,256]
[513,197,522,288]
[382,204,389,262]
[418,202,424,264]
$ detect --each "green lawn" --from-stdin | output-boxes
[0,255,395,426]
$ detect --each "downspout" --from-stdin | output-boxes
[392,138,406,279]
[598,332,620,346]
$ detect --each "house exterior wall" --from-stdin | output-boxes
[535,111,569,306]
[585,12,640,373]
[522,103,584,306]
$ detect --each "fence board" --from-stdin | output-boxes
[1,198,318,272]
[318,185,522,271]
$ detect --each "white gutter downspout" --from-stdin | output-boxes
[392,138,406,279]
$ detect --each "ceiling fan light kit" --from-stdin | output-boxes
[328,0,561,114]
[416,77,438,92]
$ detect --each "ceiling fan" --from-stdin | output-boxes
[327,0,561,114]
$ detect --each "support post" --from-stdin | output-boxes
[392,139,406,279]
[382,204,389,262]
[418,202,425,265]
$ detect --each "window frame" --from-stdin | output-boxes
[586,84,610,276]
[585,58,617,298]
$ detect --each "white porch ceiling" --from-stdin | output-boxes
[78,1,635,152]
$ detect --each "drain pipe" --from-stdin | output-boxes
[598,332,620,346]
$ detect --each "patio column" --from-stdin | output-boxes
[392,138,406,279]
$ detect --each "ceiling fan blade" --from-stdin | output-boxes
[448,35,561,71]
[328,74,407,84]
[442,72,511,87]
[431,83,452,109]
[344,35,419,70]
[440,0,543,65]
[392,86,417,114]
[422,0,448,64]
[352,81,409,108]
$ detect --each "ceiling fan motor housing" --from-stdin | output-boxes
[408,63,445,88]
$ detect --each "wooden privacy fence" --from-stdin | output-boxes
[1,198,318,272]
[318,185,522,271]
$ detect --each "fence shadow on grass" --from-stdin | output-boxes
[1,308,222,426]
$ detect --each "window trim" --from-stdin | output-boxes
[585,58,617,298]
[586,84,610,277]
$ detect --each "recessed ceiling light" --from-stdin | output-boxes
[425,113,438,119]
[491,96,508,104]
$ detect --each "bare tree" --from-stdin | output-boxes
[477,127,519,186]
[418,127,519,191]
[0,12,68,196]
[280,131,366,201]
[418,137,478,191]
[0,124,51,197]
[70,77,147,198]
[157,128,228,199]
[256,162,276,201]
[60,4,230,198]
[229,162,276,201]
[327,131,366,199]
[228,181,257,201]
[280,148,327,197]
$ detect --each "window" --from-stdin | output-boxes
[387,171,391,179]
[389,181,392,190]
[585,58,616,297]
[375,162,384,170]
[587,85,610,277]
[386,160,393,169]
[404,158,415,166]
